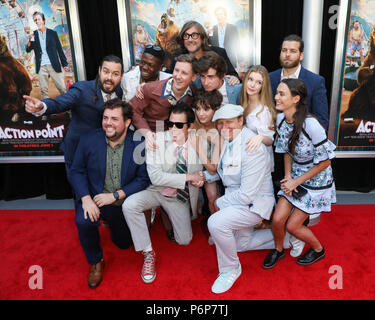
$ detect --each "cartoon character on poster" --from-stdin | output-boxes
[129,0,250,72]
[337,0,375,149]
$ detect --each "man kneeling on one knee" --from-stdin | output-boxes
[203,104,275,294]
[122,102,204,283]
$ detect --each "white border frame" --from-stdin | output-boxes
[328,0,375,158]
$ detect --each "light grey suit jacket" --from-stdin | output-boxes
[146,131,203,218]
[206,127,275,220]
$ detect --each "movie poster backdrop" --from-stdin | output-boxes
[332,0,375,153]
[0,0,76,159]
[128,0,251,76]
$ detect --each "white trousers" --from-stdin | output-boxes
[38,64,66,99]
[208,205,291,273]
[122,189,192,252]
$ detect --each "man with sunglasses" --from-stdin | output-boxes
[122,102,204,284]
[121,45,171,102]
[169,20,240,85]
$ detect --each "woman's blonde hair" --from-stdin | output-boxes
[240,65,276,129]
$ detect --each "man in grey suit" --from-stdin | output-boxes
[122,102,204,284]
[204,104,275,294]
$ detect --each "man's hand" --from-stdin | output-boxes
[93,193,116,208]
[23,95,44,113]
[63,66,69,72]
[225,75,240,86]
[187,171,205,187]
[81,195,100,222]
[145,131,158,150]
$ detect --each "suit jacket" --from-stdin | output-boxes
[121,66,171,102]
[269,66,329,129]
[42,80,123,168]
[205,127,275,220]
[210,23,240,67]
[168,46,240,80]
[69,128,150,201]
[129,77,194,132]
[26,28,68,73]
[146,131,203,218]
[194,77,241,104]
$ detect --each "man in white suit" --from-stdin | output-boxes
[204,104,275,294]
[122,102,204,284]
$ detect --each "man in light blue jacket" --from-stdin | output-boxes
[204,104,275,294]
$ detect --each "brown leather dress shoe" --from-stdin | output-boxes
[88,259,105,289]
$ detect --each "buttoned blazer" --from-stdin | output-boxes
[146,131,203,218]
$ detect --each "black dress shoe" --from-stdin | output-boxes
[297,248,325,266]
[262,249,285,269]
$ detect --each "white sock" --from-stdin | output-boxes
[143,243,153,253]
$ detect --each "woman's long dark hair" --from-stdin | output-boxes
[281,78,309,155]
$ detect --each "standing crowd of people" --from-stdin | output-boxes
[23,20,336,294]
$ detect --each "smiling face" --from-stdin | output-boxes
[102,107,130,142]
[183,26,203,55]
[168,112,189,144]
[196,102,215,125]
[274,82,299,113]
[172,61,196,94]
[139,53,162,82]
[246,71,264,97]
[98,61,123,94]
[33,14,45,31]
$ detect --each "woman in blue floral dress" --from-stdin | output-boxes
[262,78,336,268]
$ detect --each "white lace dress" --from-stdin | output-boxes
[275,113,336,214]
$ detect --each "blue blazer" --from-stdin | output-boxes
[42,80,123,168]
[26,28,68,73]
[193,77,242,105]
[269,66,329,129]
[69,129,150,201]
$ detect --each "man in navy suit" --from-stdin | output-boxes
[24,55,124,179]
[69,98,150,288]
[26,11,69,99]
[269,34,329,129]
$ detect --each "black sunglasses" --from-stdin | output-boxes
[145,44,162,51]
[166,121,188,129]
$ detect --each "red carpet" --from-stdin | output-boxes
[1,205,374,300]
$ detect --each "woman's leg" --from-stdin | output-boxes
[271,197,293,251]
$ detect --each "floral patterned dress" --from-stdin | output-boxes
[275,113,336,214]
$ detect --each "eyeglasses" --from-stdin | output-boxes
[166,121,188,129]
[145,44,162,51]
[183,32,200,40]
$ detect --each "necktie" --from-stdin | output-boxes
[176,145,189,203]
[106,94,111,102]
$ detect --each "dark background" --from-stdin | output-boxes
[0,0,374,201]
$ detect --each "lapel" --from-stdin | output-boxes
[95,84,105,111]
[217,140,229,178]
[298,66,307,81]
[120,132,133,186]
[97,131,108,190]
[34,30,40,48]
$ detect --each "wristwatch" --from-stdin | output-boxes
[113,191,119,200]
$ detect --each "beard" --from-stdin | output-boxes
[280,57,300,69]
[98,77,118,94]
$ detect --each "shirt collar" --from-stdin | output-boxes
[281,64,301,80]
[162,78,193,104]
[101,90,117,102]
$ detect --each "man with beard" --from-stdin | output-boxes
[121,44,171,102]
[69,98,149,288]
[269,34,329,129]
[23,55,124,180]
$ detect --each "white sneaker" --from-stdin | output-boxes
[211,263,242,294]
[289,235,305,257]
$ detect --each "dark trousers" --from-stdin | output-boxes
[75,200,133,265]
